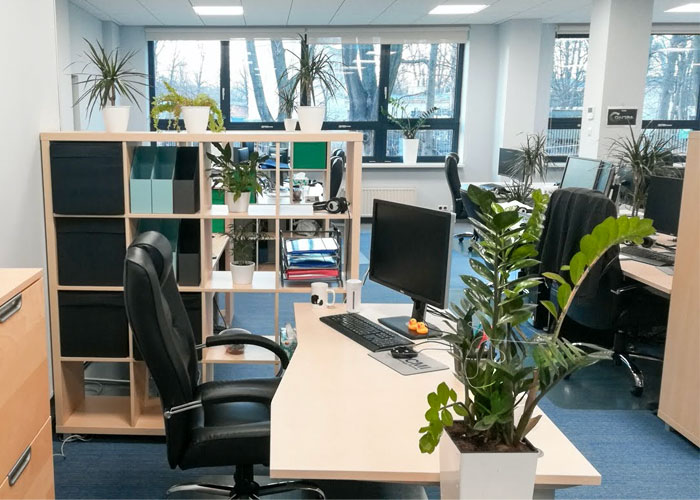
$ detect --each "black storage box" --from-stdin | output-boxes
[178,219,201,286]
[58,292,129,358]
[134,292,202,360]
[56,218,126,286]
[50,141,124,215]
[173,147,200,214]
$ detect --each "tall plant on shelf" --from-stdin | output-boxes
[151,81,224,133]
[278,84,298,131]
[208,143,267,213]
[504,132,551,203]
[418,185,654,497]
[73,38,147,132]
[226,221,264,286]
[280,33,344,131]
[382,97,438,164]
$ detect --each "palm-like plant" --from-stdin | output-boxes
[382,97,438,139]
[278,84,296,119]
[74,39,147,119]
[505,133,550,203]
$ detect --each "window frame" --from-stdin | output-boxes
[148,40,465,164]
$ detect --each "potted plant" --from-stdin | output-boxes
[281,34,343,132]
[383,97,438,164]
[226,221,261,285]
[610,124,674,215]
[74,39,147,132]
[418,185,654,499]
[208,143,267,213]
[504,132,550,203]
[278,84,298,131]
[151,82,224,133]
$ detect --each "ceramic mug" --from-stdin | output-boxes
[311,282,335,308]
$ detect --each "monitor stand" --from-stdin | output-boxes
[378,299,442,340]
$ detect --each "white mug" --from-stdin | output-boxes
[345,279,362,313]
[311,282,335,309]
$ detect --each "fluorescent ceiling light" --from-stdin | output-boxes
[193,5,243,16]
[429,4,488,15]
[665,3,700,12]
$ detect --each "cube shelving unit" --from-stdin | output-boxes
[40,130,363,435]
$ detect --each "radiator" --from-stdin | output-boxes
[361,188,417,217]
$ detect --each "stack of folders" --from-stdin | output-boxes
[283,237,340,281]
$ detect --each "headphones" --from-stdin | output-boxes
[313,197,348,214]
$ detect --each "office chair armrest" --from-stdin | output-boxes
[197,379,280,407]
[204,329,290,369]
[611,283,644,295]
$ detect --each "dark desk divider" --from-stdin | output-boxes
[58,291,129,358]
[50,141,124,215]
[173,147,200,214]
[178,219,201,286]
[56,218,126,286]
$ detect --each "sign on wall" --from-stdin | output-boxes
[607,108,638,126]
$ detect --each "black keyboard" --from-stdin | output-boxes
[320,313,413,352]
[621,246,675,266]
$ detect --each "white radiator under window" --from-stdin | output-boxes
[361,188,417,217]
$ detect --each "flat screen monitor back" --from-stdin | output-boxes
[498,148,524,180]
[561,157,601,190]
[645,175,683,235]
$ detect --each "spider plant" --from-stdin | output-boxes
[73,39,147,119]
[505,133,551,203]
[382,97,438,139]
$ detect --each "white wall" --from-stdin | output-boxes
[119,26,150,131]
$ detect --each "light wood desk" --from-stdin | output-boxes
[271,303,600,498]
[619,258,672,296]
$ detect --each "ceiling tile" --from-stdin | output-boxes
[286,0,344,26]
[241,0,293,26]
[371,0,441,24]
[329,0,396,25]
[85,0,161,25]
[138,0,204,26]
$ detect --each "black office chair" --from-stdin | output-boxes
[124,232,324,499]
[331,148,346,161]
[443,152,473,243]
[536,188,665,396]
[330,155,344,198]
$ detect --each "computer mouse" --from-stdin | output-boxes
[390,346,418,359]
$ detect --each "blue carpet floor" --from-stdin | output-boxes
[53,226,700,499]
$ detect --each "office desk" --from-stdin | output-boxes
[620,258,672,296]
[461,181,559,194]
[271,303,600,497]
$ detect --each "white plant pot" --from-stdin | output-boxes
[181,106,210,133]
[297,106,325,132]
[284,118,298,131]
[231,262,255,285]
[402,138,419,164]
[102,106,130,132]
[440,430,538,499]
[227,192,251,213]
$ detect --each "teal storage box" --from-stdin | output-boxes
[152,147,177,213]
[130,146,156,213]
[292,142,327,169]
[138,219,180,277]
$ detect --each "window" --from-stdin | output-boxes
[149,39,464,163]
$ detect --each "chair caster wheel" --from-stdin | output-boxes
[630,386,643,397]
[459,237,464,243]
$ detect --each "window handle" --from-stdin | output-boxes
[221,88,226,101]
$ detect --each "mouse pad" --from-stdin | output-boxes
[368,350,449,376]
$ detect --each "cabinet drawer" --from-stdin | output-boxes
[0,279,50,476]
[0,417,54,499]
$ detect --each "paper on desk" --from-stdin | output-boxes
[368,350,448,376]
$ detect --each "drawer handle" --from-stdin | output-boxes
[8,446,31,486]
[0,293,22,323]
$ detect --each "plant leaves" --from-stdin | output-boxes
[541,300,558,319]
[556,282,572,310]
[441,409,454,427]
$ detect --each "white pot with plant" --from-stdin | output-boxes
[151,82,225,133]
[383,97,437,164]
[282,34,343,132]
[418,185,655,499]
[226,221,261,286]
[278,85,298,132]
[208,143,267,214]
[74,38,147,132]
[503,132,551,203]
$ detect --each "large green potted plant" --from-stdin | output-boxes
[504,132,550,203]
[208,143,267,213]
[383,97,438,164]
[151,82,224,133]
[419,185,654,499]
[281,34,344,132]
[74,39,147,132]
[226,221,263,285]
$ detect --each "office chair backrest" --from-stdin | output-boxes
[330,155,344,198]
[331,148,346,161]
[124,231,199,468]
[444,153,466,218]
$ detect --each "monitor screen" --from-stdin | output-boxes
[645,175,683,235]
[369,200,454,309]
[561,157,602,190]
[498,148,524,180]
[594,161,614,195]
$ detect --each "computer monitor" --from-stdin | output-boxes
[369,200,454,338]
[644,175,684,235]
[560,157,603,190]
[234,147,250,163]
[594,161,615,196]
[498,148,524,180]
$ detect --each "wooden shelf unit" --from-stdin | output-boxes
[41,130,363,435]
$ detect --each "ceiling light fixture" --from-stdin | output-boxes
[429,4,488,15]
[665,3,700,12]
[193,5,243,16]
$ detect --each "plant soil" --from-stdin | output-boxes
[445,422,536,453]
